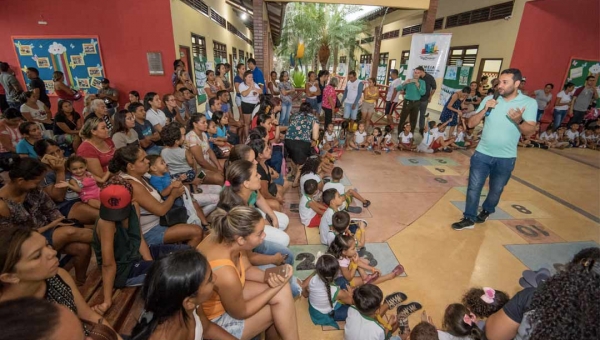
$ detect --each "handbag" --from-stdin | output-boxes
[81,318,119,340]
[335,96,342,109]
[159,198,188,227]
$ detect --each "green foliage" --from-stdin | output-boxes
[278,3,371,69]
[291,69,306,88]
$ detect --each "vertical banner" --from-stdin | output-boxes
[439,66,473,106]
[376,64,387,84]
[407,33,452,79]
[193,55,208,105]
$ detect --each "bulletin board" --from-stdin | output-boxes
[562,58,600,88]
[11,36,106,95]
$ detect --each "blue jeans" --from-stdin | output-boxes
[280,102,292,126]
[253,240,294,266]
[343,103,359,120]
[125,244,190,286]
[145,144,163,156]
[316,102,322,116]
[553,109,567,129]
[306,98,319,113]
[464,151,516,221]
[537,109,545,122]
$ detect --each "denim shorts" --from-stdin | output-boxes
[212,312,245,339]
[143,225,168,246]
[344,103,359,120]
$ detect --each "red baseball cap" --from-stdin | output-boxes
[100,183,132,221]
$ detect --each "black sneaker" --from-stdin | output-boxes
[397,302,423,318]
[384,292,408,310]
[475,210,490,223]
[452,218,475,231]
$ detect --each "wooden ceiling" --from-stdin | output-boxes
[227,0,286,46]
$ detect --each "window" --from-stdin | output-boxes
[181,0,208,16]
[446,1,514,28]
[360,54,372,64]
[447,45,479,67]
[400,50,410,65]
[434,18,444,30]
[360,36,375,44]
[226,21,253,45]
[250,53,253,59]
[339,56,347,64]
[213,41,227,62]
[232,47,237,61]
[239,49,245,62]
[191,33,207,58]
[381,30,399,40]
[210,8,226,29]
[378,53,389,65]
[401,18,445,36]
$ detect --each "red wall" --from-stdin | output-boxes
[0,0,176,109]
[511,0,600,119]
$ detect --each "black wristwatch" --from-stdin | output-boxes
[519,119,525,125]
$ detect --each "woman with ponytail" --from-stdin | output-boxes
[439,303,484,340]
[131,249,235,340]
[196,206,299,340]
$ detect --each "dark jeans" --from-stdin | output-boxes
[0,94,8,113]
[464,151,516,221]
[418,100,429,132]
[398,99,420,133]
[125,244,190,286]
[323,107,333,128]
[385,101,398,115]
[568,110,586,126]
[7,101,20,109]
[536,109,545,122]
[553,109,567,129]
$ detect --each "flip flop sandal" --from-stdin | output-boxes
[364,272,380,285]
[384,292,408,310]
[347,206,363,213]
[396,302,423,319]
[392,264,405,276]
[374,151,381,155]
[363,200,371,208]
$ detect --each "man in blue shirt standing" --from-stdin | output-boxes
[247,58,266,94]
[452,68,537,231]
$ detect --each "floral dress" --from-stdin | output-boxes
[286,113,319,142]
[0,188,63,232]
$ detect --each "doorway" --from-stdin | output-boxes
[179,45,192,76]
[387,59,397,85]
[477,58,503,83]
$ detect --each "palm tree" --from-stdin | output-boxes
[278,3,371,71]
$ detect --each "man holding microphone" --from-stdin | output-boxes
[396,66,426,134]
[452,68,537,231]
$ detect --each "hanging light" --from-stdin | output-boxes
[241,12,248,21]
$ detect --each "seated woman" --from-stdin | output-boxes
[35,139,99,226]
[131,249,236,340]
[53,100,82,152]
[0,228,120,339]
[19,91,53,136]
[52,71,81,101]
[108,144,203,247]
[77,117,115,179]
[111,109,139,149]
[84,99,113,133]
[248,138,290,211]
[91,176,188,315]
[16,122,43,158]
[0,108,23,156]
[197,207,299,340]
[186,114,225,185]
[124,90,141,111]
[0,157,92,284]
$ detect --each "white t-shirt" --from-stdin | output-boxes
[455,131,465,143]
[238,83,261,104]
[386,78,402,102]
[399,131,413,144]
[319,207,336,245]
[540,131,557,141]
[308,275,340,314]
[583,132,596,141]
[555,91,572,110]
[420,132,435,147]
[20,101,49,122]
[299,194,317,227]
[384,134,393,145]
[565,129,579,141]
[344,79,361,104]
[344,307,386,340]
[300,172,321,196]
[431,127,445,140]
[355,131,367,144]
[323,181,345,196]
[146,108,167,128]
[324,131,336,143]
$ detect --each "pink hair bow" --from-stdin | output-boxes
[480,287,496,304]
[463,313,477,326]
[224,180,231,187]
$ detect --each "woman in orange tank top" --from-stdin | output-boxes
[197,206,299,340]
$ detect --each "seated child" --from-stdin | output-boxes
[206,117,230,159]
[344,284,401,340]
[319,188,346,245]
[382,125,395,152]
[65,155,110,209]
[349,122,369,150]
[322,123,339,151]
[299,156,326,196]
[159,123,202,187]
[212,110,238,146]
[397,122,415,151]
[300,179,328,228]
[462,287,510,324]
[417,119,437,154]
[518,122,548,149]
[307,253,354,329]
[430,120,456,152]
[324,166,371,209]
[339,121,350,150]
[565,123,580,147]
[580,127,596,149]
[368,127,384,154]
[437,303,484,340]
[329,234,404,289]
[453,124,471,149]
[331,210,367,250]
[405,320,439,340]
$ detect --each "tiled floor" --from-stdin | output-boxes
[285,146,600,339]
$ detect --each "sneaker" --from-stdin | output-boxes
[384,292,408,309]
[475,210,490,223]
[347,206,363,214]
[397,302,423,318]
[443,147,453,153]
[451,218,475,231]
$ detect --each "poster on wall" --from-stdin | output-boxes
[12,36,105,95]
[376,64,387,84]
[193,55,208,104]
[407,33,452,79]
[359,63,371,80]
[337,63,347,76]
[562,58,600,89]
[439,65,473,106]
[398,64,408,82]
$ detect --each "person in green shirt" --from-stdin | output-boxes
[452,68,537,231]
[396,66,427,135]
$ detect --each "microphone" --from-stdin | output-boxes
[485,91,500,117]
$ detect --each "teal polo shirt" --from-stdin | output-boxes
[476,91,537,158]
[396,79,426,101]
